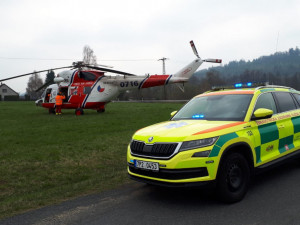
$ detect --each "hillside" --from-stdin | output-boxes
[120,47,300,101]
[193,47,300,89]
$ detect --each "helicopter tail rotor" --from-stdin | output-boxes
[190,40,200,59]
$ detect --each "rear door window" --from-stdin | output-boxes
[292,93,300,107]
[273,92,297,113]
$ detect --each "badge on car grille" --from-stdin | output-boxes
[148,136,154,142]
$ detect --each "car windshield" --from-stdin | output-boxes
[172,94,253,121]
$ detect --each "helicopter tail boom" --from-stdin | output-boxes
[173,59,203,79]
[172,40,222,79]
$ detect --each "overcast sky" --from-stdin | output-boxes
[0,0,299,93]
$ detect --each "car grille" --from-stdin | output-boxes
[130,140,178,158]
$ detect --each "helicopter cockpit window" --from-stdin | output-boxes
[84,86,92,94]
[79,72,96,81]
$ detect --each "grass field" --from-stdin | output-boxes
[0,101,183,219]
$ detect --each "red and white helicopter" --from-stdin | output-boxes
[0,41,221,115]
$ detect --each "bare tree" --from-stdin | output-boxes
[82,45,97,65]
[26,71,44,100]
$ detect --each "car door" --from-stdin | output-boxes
[273,92,298,154]
[291,93,300,149]
[252,92,279,164]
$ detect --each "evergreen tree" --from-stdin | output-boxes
[45,70,55,85]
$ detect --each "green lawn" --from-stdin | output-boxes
[0,101,183,219]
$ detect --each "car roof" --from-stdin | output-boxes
[200,90,255,97]
[196,85,298,98]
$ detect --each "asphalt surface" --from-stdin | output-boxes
[1,159,300,225]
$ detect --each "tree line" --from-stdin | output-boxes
[121,47,300,100]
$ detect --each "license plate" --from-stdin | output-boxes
[134,160,159,171]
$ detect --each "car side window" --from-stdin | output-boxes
[273,92,297,112]
[292,93,300,107]
[254,93,277,114]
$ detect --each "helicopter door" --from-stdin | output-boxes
[60,87,68,102]
[44,88,52,103]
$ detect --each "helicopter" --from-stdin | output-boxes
[0,41,222,115]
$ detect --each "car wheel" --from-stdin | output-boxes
[97,108,105,113]
[49,108,55,114]
[217,152,250,203]
[75,108,84,116]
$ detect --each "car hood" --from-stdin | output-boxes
[133,120,245,143]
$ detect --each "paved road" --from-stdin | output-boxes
[1,159,300,225]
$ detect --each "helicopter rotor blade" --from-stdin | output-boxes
[0,66,73,82]
[190,40,200,59]
[84,65,137,76]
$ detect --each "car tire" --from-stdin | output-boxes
[97,108,105,113]
[49,108,55,114]
[217,152,250,203]
[75,108,84,116]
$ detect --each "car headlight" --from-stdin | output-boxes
[179,137,218,151]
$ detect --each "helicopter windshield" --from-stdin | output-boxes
[80,72,97,81]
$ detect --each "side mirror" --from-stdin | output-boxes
[170,111,177,118]
[252,108,273,120]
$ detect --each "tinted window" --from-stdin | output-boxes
[79,72,96,81]
[84,86,91,94]
[273,92,296,112]
[292,93,300,107]
[254,93,277,114]
[172,94,253,121]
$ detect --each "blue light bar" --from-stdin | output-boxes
[234,83,242,88]
[211,82,266,91]
[192,114,205,119]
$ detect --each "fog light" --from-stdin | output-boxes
[192,150,211,157]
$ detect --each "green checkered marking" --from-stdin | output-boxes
[278,135,295,154]
[291,116,300,133]
[209,116,299,162]
[209,132,238,157]
[258,122,279,144]
[256,118,298,163]
[255,146,261,163]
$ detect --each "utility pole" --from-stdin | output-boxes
[158,57,169,100]
[158,57,169,75]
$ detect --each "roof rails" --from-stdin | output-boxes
[211,82,296,91]
[255,85,295,91]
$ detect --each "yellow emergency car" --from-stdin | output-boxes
[127,83,300,202]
